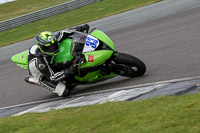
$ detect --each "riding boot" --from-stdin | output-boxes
[24,75,39,85]
[25,76,70,97]
[40,77,71,97]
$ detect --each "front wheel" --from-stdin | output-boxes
[111,52,146,77]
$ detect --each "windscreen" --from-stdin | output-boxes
[72,31,100,54]
[71,31,88,55]
[72,31,87,44]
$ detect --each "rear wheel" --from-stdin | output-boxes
[111,52,146,77]
[61,88,71,97]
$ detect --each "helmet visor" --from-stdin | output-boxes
[40,42,59,54]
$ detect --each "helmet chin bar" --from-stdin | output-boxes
[38,46,59,56]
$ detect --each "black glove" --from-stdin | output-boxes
[82,24,90,32]
[76,24,90,33]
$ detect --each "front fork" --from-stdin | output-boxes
[100,50,119,74]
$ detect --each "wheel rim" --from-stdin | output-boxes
[112,64,135,76]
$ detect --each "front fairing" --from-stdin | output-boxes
[71,31,114,68]
[90,30,114,50]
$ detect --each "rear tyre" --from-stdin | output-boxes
[112,52,146,77]
[61,88,71,97]
[61,85,76,97]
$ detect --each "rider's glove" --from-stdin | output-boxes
[76,24,90,33]
[82,24,90,33]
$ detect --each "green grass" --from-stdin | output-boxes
[0,0,72,21]
[0,93,200,133]
[0,0,162,47]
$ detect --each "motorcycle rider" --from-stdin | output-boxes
[25,24,90,97]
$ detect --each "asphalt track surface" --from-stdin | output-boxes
[1,0,200,108]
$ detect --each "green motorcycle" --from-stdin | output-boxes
[11,29,146,93]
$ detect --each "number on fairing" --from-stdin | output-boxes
[83,35,99,53]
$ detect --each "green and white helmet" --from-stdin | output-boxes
[36,31,59,55]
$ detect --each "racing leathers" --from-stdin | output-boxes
[25,24,90,96]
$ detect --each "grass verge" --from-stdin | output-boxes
[0,93,200,133]
[0,0,162,47]
[0,0,72,21]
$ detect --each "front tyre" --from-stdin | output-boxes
[112,52,146,77]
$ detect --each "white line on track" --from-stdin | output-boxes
[1,75,200,110]
[73,75,200,97]
[14,97,85,115]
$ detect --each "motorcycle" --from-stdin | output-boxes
[11,29,146,95]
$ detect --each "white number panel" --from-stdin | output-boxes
[82,35,99,53]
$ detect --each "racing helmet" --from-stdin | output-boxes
[36,31,59,55]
